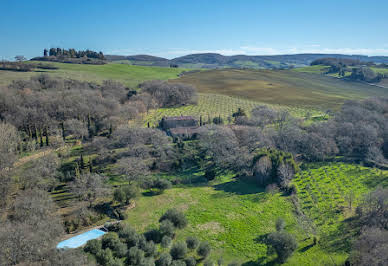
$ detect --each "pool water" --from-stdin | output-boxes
[57,229,106,249]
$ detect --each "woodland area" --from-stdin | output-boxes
[0,73,387,265]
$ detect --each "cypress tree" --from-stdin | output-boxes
[80,154,85,169]
[39,129,43,147]
[45,127,49,146]
[89,157,93,173]
[87,114,93,138]
[61,122,65,141]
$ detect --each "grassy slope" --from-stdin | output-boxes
[122,162,387,265]
[170,69,387,109]
[293,163,388,262]
[0,62,186,87]
[125,174,346,265]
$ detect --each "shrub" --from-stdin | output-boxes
[275,218,286,232]
[126,246,145,265]
[84,239,102,255]
[160,220,176,239]
[184,257,197,266]
[205,168,217,181]
[171,260,186,266]
[186,236,199,250]
[159,209,188,229]
[266,231,298,263]
[204,260,214,266]
[170,241,187,260]
[161,235,172,248]
[114,184,139,205]
[108,257,124,266]
[112,241,127,258]
[228,262,240,266]
[287,184,297,195]
[313,236,319,246]
[96,248,114,265]
[118,224,139,247]
[213,116,224,125]
[265,183,279,195]
[153,178,172,194]
[156,253,172,266]
[142,241,157,257]
[113,188,126,204]
[144,228,162,243]
[102,232,120,249]
[197,241,211,258]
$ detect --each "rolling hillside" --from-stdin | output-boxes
[169,69,387,109]
[106,53,388,69]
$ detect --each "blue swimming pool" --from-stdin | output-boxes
[57,228,106,249]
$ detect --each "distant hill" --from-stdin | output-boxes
[106,53,388,69]
[105,54,170,67]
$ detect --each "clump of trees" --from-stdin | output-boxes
[83,209,215,265]
[350,67,383,83]
[0,122,19,170]
[236,99,387,165]
[0,189,90,265]
[31,48,105,64]
[348,186,388,265]
[252,148,298,189]
[45,48,105,59]
[139,80,198,107]
[310,57,364,67]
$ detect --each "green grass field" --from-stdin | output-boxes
[371,67,388,75]
[170,69,387,109]
[0,62,186,87]
[124,174,347,265]
[293,65,329,74]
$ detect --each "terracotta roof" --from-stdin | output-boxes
[163,116,195,121]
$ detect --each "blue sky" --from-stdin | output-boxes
[1,0,388,60]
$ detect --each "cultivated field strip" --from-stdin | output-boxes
[142,93,323,127]
[293,163,387,228]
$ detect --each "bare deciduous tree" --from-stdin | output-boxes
[0,122,19,170]
[69,173,108,207]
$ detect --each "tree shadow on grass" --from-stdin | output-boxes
[242,257,277,266]
[299,242,315,253]
[320,216,359,254]
[213,178,264,195]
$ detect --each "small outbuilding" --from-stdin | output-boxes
[159,116,200,139]
[159,116,198,130]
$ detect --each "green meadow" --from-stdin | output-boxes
[124,173,347,265]
[0,61,186,87]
